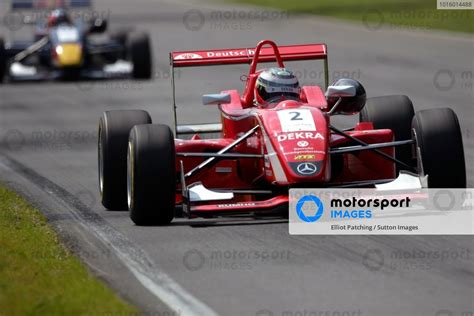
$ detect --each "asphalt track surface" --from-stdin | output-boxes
[1,0,473,315]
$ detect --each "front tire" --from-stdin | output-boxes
[129,32,152,79]
[360,95,415,173]
[412,108,466,188]
[128,124,175,225]
[99,110,152,210]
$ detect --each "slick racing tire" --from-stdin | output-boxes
[128,124,175,225]
[412,108,466,188]
[99,110,152,210]
[360,95,415,173]
[0,38,6,84]
[129,32,152,79]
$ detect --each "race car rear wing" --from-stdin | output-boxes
[170,41,329,135]
[12,0,92,9]
[170,43,328,68]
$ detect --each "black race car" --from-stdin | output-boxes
[0,1,152,82]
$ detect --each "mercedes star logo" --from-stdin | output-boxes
[297,162,317,175]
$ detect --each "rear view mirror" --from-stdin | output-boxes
[325,85,356,98]
[202,93,231,105]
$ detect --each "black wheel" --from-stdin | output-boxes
[0,38,6,83]
[412,108,466,188]
[360,95,415,173]
[98,110,152,210]
[129,32,152,79]
[128,124,175,225]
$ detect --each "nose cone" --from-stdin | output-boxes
[55,44,83,67]
[260,107,330,184]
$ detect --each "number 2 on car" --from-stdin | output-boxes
[277,109,317,132]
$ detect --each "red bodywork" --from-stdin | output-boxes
[170,40,395,216]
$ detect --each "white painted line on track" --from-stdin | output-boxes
[0,158,219,316]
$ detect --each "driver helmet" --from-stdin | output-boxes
[254,67,300,107]
[47,9,71,27]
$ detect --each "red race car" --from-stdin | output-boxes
[98,40,466,225]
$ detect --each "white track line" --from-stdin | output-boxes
[0,158,218,316]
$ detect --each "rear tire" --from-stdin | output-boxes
[360,95,415,173]
[0,38,6,84]
[128,124,176,225]
[412,108,466,188]
[99,110,152,210]
[129,32,152,79]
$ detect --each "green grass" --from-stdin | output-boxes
[229,0,473,33]
[0,183,139,315]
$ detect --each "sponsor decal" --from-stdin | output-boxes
[206,49,254,58]
[292,147,315,152]
[285,150,325,155]
[56,27,80,42]
[176,47,286,61]
[297,140,309,147]
[296,162,318,175]
[174,53,204,60]
[294,154,316,160]
[215,167,232,173]
[277,132,324,142]
[217,202,256,208]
